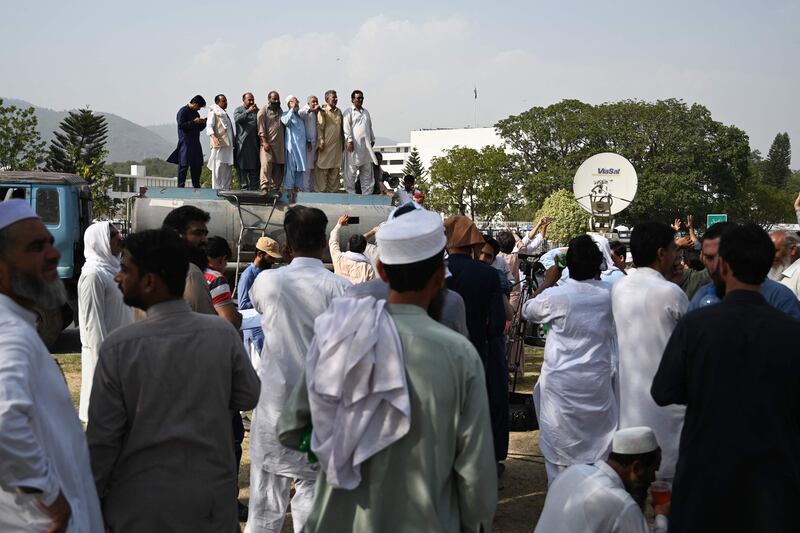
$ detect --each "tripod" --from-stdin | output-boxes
[506,254,545,390]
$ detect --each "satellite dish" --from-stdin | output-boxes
[573,153,638,216]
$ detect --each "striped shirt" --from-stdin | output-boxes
[204,268,234,308]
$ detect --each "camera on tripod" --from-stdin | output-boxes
[517,252,545,281]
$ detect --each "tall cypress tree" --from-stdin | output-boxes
[766,132,792,187]
[402,146,428,181]
[46,107,108,173]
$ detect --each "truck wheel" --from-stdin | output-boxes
[34,306,66,348]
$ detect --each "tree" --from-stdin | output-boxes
[495,99,760,227]
[0,99,46,170]
[46,107,108,173]
[402,147,427,180]
[534,189,589,245]
[765,132,791,187]
[76,149,117,219]
[46,108,117,217]
[425,145,517,222]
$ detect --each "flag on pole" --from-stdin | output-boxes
[473,86,477,100]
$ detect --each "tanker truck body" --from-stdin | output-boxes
[129,187,395,269]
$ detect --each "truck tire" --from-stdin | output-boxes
[34,306,66,349]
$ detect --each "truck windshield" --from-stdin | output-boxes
[36,188,60,224]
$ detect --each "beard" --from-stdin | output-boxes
[628,478,650,510]
[768,258,791,281]
[427,288,447,322]
[268,102,281,111]
[12,271,67,309]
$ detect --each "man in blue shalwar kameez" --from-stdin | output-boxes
[281,95,307,202]
[167,95,206,188]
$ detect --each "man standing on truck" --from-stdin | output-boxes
[206,94,234,190]
[0,199,104,532]
[167,95,206,188]
[257,91,286,194]
[235,92,261,190]
[315,89,344,193]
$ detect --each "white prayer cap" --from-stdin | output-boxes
[286,94,297,105]
[377,209,446,265]
[612,426,659,455]
[0,199,39,232]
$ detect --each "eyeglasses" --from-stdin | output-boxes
[354,96,364,100]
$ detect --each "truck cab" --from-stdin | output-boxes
[0,172,92,345]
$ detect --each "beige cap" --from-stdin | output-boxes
[612,427,659,455]
[256,236,282,258]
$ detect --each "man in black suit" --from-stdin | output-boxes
[444,215,508,474]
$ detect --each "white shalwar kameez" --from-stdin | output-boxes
[78,222,133,422]
[534,461,667,533]
[299,104,318,191]
[522,278,618,485]
[206,104,234,189]
[0,294,104,533]
[343,105,375,195]
[246,257,351,533]
[611,266,688,479]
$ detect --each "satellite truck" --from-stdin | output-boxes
[572,152,638,242]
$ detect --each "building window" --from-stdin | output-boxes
[36,188,60,225]
[390,160,403,165]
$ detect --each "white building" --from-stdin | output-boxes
[108,165,177,199]
[375,127,506,179]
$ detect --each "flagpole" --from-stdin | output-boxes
[473,84,478,127]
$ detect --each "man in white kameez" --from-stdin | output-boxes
[0,200,104,533]
[246,206,351,533]
[78,221,133,424]
[612,221,688,480]
[342,89,376,195]
[534,427,668,533]
[206,94,234,189]
[299,95,320,192]
[522,234,619,486]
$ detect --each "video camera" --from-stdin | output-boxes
[518,252,545,280]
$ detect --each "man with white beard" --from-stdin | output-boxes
[78,221,133,424]
[206,94,235,189]
[0,199,104,532]
[299,95,320,191]
[769,229,795,282]
[775,230,800,297]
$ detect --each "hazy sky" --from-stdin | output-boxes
[3,0,797,156]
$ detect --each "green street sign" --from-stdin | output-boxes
[706,214,728,227]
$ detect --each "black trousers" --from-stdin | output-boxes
[487,336,510,462]
[232,411,244,474]
[237,167,260,190]
[178,162,202,188]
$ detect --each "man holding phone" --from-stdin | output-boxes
[328,214,377,284]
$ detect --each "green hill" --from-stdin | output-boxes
[3,98,174,163]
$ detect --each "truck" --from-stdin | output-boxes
[128,187,395,291]
[0,171,93,346]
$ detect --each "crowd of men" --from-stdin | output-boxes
[3,190,800,532]
[167,89,382,200]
